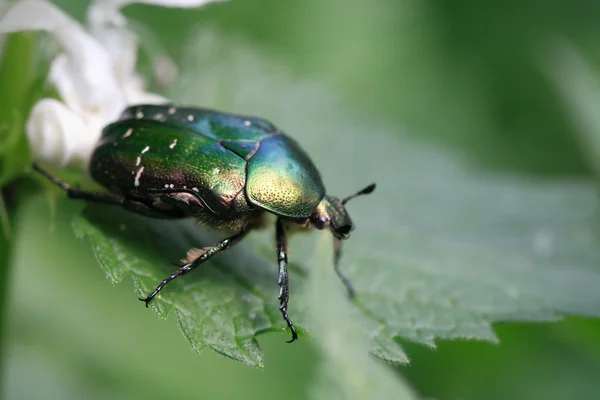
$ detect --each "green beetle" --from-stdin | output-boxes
[35,104,375,342]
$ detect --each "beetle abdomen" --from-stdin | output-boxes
[246,134,325,219]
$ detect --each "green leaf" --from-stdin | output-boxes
[546,41,600,177]
[307,233,417,399]
[0,33,37,187]
[71,210,278,367]
[69,30,600,367]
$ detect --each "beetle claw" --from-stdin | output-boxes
[286,325,298,343]
[139,296,152,307]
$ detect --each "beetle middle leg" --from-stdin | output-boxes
[276,219,298,343]
[140,228,250,306]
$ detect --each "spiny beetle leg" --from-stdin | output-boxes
[33,164,183,218]
[139,229,250,306]
[276,219,298,343]
[33,164,126,206]
[333,238,355,298]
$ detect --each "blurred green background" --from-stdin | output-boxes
[3,0,600,399]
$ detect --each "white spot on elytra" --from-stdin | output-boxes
[122,128,133,138]
[244,120,251,126]
[164,184,169,188]
[192,187,199,192]
[154,113,166,121]
[169,139,178,149]
[169,184,174,189]
[135,146,149,172]
[213,167,221,174]
[136,111,144,119]
[168,106,177,115]
[134,166,144,187]
[187,114,195,122]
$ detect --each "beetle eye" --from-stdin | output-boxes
[314,216,328,229]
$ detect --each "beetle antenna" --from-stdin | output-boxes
[342,183,376,205]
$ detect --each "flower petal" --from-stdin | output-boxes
[127,19,179,87]
[90,23,139,90]
[0,0,123,117]
[87,0,224,88]
[93,0,226,9]
[26,99,89,168]
[124,73,169,104]
[87,1,137,84]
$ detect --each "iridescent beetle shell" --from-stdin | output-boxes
[34,104,375,343]
[91,105,326,228]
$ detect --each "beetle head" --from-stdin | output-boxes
[311,183,376,239]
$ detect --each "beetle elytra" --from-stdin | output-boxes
[34,104,376,342]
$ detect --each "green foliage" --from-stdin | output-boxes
[548,41,600,178]
[5,1,600,399]
[309,234,417,399]
[72,209,278,367]
[64,31,600,371]
[0,33,40,187]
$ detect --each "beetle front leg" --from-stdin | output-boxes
[140,228,250,306]
[276,219,298,343]
[333,238,356,298]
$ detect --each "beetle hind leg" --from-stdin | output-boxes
[33,164,127,206]
[275,219,298,343]
[33,164,185,218]
[139,229,250,306]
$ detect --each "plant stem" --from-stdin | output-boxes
[0,31,36,384]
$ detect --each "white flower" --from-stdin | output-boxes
[0,0,223,169]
